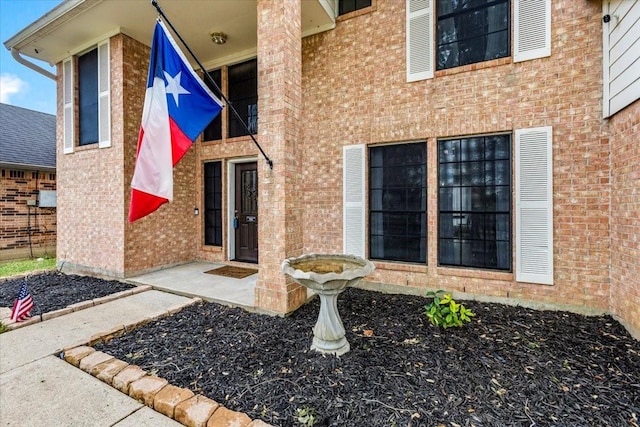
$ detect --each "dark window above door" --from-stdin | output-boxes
[228,59,258,138]
[203,69,222,141]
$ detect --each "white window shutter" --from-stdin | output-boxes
[514,0,551,62]
[62,58,74,154]
[97,40,111,148]
[515,126,553,285]
[406,0,434,82]
[343,144,366,258]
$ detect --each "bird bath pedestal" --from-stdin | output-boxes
[282,254,375,356]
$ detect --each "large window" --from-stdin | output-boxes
[438,134,511,270]
[228,59,258,138]
[436,0,509,70]
[369,143,427,263]
[339,0,372,15]
[78,48,99,146]
[204,161,223,246]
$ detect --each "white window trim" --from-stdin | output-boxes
[98,40,111,148]
[62,58,74,154]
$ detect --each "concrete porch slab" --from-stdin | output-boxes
[128,262,256,309]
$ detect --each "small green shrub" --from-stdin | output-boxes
[296,407,316,427]
[425,290,475,328]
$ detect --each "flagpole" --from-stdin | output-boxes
[150,0,274,170]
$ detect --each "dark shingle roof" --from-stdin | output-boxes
[0,103,56,169]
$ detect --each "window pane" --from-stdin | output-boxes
[485,135,510,159]
[78,49,98,146]
[228,59,258,138]
[439,187,459,211]
[438,134,511,270]
[439,163,460,187]
[439,139,460,163]
[339,0,371,15]
[204,162,223,246]
[204,69,222,141]
[439,239,461,265]
[436,0,510,71]
[369,143,427,263]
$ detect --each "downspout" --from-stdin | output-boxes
[11,48,56,80]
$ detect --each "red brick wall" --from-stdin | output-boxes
[254,0,306,313]
[118,34,200,276]
[0,169,56,259]
[56,34,199,277]
[610,99,640,338]
[55,38,126,276]
[299,0,611,312]
[52,0,639,328]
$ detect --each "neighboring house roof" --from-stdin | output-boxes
[0,103,56,170]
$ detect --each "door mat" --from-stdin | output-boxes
[204,266,258,279]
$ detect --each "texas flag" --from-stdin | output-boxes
[129,20,223,222]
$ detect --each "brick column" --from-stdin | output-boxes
[255,0,305,313]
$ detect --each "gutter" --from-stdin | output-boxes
[4,0,91,81]
[0,161,56,173]
[11,48,56,80]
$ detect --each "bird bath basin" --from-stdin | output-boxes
[282,254,375,356]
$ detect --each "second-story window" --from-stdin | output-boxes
[203,69,222,141]
[436,0,510,71]
[339,0,372,15]
[78,48,99,145]
[228,59,258,138]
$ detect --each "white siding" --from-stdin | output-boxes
[515,127,554,285]
[406,0,434,82]
[603,0,640,117]
[343,144,366,258]
[514,0,551,63]
[63,58,74,154]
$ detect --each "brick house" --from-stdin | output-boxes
[5,0,639,338]
[0,103,56,261]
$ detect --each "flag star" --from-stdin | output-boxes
[164,70,190,107]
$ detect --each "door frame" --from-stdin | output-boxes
[226,157,258,262]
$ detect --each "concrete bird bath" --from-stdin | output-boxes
[282,254,375,356]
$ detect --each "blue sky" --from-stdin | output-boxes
[0,0,63,115]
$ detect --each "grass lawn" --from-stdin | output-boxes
[0,257,56,333]
[0,257,56,278]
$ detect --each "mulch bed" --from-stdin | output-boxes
[1,272,638,426]
[0,271,134,316]
[94,287,640,427]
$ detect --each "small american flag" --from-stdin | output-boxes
[10,282,34,322]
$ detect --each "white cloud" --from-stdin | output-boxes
[0,73,28,104]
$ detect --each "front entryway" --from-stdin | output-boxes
[234,162,258,263]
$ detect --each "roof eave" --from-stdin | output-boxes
[3,0,92,66]
[0,161,56,172]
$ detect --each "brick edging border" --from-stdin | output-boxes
[59,297,272,427]
[2,285,153,331]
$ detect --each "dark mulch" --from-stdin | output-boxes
[0,271,135,316]
[2,273,638,426]
[94,288,640,426]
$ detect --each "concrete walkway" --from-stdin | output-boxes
[0,290,191,426]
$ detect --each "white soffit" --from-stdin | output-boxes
[5,0,335,69]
